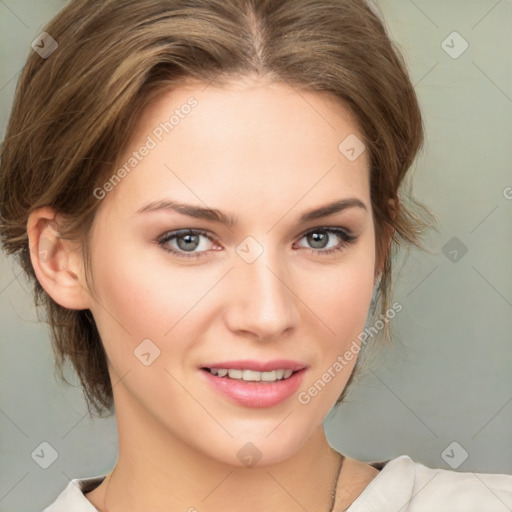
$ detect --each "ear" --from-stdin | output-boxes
[374,196,398,282]
[27,206,91,310]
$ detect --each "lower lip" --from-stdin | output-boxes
[201,368,307,408]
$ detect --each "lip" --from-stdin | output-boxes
[200,359,307,372]
[201,367,308,408]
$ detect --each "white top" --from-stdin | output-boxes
[42,454,512,511]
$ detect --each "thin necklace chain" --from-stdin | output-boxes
[99,452,345,512]
[329,452,345,512]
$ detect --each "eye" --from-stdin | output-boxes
[294,227,356,256]
[157,229,219,259]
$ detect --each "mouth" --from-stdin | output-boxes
[199,361,308,408]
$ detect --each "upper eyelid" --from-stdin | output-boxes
[296,225,354,238]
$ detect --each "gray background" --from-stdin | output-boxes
[1,1,511,510]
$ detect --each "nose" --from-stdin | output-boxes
[224,247,299,342]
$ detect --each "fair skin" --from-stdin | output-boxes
[28,77,391,511]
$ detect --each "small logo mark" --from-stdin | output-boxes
[441,441,468,469]
[237,442,262,467]
[31,32,58,59]
[35,236,57,263]
[441,32,469,59]
[338,134,366,162]
[134,338,161,366]
[31,441,59,469]
[442,236,468,263]
[236,236,264,264]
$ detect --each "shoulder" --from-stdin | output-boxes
[409,457,512,511]
[343,454,512,512]
[42,475,106,512]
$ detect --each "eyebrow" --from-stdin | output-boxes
[136,197,367,227]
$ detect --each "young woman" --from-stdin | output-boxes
[1,0,510,511]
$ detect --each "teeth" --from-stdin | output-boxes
[227,369,243,379]
[208,368,296,382]
[242,369,261,381]
[261,370,277,382]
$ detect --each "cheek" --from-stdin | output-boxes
[298,258,374,410]
[85,238,171,354]
[302,249,375,344]
[87,239,217,362]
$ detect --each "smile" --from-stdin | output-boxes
[201,367,308,408]
[204,368,295,382]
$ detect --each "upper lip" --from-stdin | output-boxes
[200,359,308,372]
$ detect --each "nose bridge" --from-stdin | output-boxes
[229,236,297,339]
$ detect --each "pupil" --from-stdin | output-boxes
[178,233,199,251]
[309,232,327,249]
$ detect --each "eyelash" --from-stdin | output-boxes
[156,227,356,260]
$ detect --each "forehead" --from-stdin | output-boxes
[99,78,371,218]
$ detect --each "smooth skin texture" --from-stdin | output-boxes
[28,77,388,511]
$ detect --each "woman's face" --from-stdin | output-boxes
[85,77,377,466]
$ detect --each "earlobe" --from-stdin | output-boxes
[27,206,91,310]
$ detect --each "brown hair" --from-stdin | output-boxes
[0,0,437,417]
